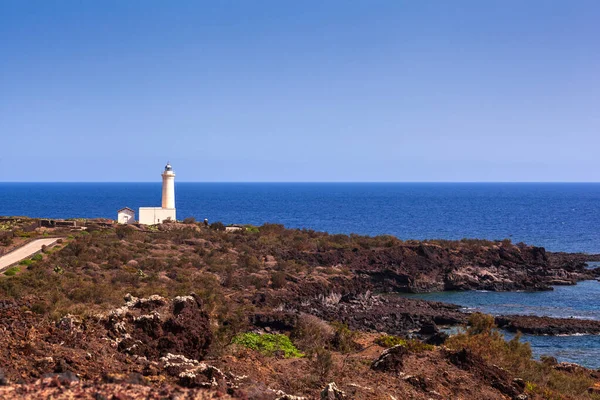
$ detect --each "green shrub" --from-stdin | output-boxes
[331,322,360,354]
[312,347,333,381]
[375,335,407,348]
[232,333,303,358]
[31,253,43,261]
[375,335,433,352]
[467,312,495,335]
[405,339,435,353]
[3,266,20,276]
[19,259,33,266]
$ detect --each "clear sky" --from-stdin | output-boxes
[1,1,598,182]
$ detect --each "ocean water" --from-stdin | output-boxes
[1,182,600,253]
[401,281,600,369]
[2,182,600,367]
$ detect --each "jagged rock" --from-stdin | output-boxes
[56,314,82,333]
[446,349,521,398]
[512,378,526,390]
[496,315,600,335]
[320,382,345,400]
[371,345,409,372]
[588,382,600,395]
[178,364,224,388]
[425,332,449,346]
[104,294,212,361]
[405,375,430,390]
[554,362,587,373]
[418,321,439,335]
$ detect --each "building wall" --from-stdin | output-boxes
[117,209,135,224]
[138,207,176,225]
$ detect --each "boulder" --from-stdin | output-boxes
[371,345,409,372]
[321,382,345,400]
[105,294,212,361]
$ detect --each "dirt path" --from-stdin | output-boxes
[0,238,60,272]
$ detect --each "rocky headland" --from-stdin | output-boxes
[1,217,600,399]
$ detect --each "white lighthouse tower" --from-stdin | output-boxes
[161,162,176,209]
[138,162,177,224]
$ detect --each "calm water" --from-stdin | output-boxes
[2,182,600,367]
[1,183,600,253]
[401,281,600,369]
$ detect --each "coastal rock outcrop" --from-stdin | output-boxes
[103,293,212,361]
[495,315,600,335]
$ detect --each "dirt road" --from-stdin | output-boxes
[0,238,60,272]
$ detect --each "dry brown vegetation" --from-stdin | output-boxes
[0,219,599,399]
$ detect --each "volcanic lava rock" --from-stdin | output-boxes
[495,315,600,335]
[320,382,346,399]
[371,345,409,373]
[105,294,212,361]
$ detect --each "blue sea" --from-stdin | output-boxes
[401,281,600,369]
[2,182,600,253]
[1,182,600,368]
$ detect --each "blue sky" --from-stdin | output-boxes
[1,1,598,182]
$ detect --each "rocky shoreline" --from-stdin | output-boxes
[496,315,600,336]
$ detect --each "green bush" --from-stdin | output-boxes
[3,266,20,276]
[375,335,434,352]
[375,335,407,348]
[19,259,33,266]
[31,253,43,261]
[331,322,360,354]
[232,333,303,358]
[467,312,495,335]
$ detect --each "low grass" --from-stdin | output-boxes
[232,333,304,358]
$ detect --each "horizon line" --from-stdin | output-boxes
[2,181,600,184]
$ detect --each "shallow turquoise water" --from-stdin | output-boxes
[400,281,600,369]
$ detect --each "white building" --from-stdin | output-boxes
[138,163,177,225]
[117,207,135,224]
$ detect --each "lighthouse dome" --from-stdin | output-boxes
[164,162,173,171]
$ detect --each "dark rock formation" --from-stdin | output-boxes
[105,294,212,361]
[371,345,409,372]
[293,292,467,336]
[495,315,600,335]
[280,241,600,293]
[445,349,524,399]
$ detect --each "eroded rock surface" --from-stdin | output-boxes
[104,293,212,361]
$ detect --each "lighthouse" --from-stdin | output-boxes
[161,162,176,209]
[137,162,177,224]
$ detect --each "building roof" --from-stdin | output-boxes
[118,207,135,213]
